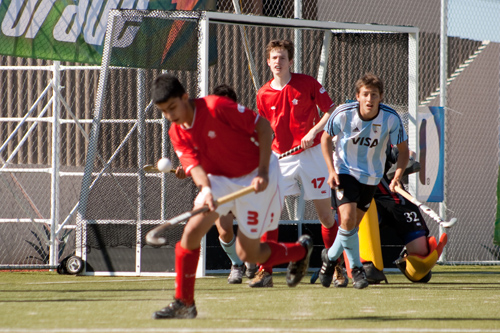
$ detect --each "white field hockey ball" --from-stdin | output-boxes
[157,157,172,173]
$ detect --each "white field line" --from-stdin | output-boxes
[1,329,500,333]
[16,276,214,285]
[23,278,172,285]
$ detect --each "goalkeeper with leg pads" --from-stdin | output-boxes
[373,147,446,283]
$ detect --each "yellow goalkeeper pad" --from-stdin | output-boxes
[358,199,384,271]
[404,233,448,281]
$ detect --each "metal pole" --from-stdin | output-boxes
[49,61,61,267]
[439,0,448,262]
[136,69,146,275]
[196,14,210,277]
[294,0,302,73]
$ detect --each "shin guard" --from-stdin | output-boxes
[395,233,447,282]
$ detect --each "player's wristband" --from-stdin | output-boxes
[201,186,212,195]
[195,186,212,206]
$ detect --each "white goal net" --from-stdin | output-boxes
[76,9,418,276]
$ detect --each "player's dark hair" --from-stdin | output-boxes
[265,39,294,61]
[355,73,384,95]
[213,84,238,102]
[151,74,186,104]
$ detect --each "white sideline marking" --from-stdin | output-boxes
[23,278,179,285]
[21,276,218,285]
[2,329,500,333]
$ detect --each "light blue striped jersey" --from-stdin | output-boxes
[324,102,407,185]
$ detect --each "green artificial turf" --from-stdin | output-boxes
[0,266,499,332]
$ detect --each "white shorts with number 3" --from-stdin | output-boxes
[209,155,284,240]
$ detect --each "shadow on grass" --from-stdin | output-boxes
[320,316,500,323]
[0,288,172,293]
[369,282,500,290]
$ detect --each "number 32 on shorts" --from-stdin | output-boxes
[404,211,420,223]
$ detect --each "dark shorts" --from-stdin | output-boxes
[332,174,377,212]
[374,186,429,244]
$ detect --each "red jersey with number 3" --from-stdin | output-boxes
[169,95,261,178]
[257,73,334,155]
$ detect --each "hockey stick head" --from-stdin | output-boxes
[145,231,167,246]
[441,217,457,228]
[145,186,254,246]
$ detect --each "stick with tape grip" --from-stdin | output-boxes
[394,186,457,228]
[278,146,302,159]
[145,185,255,246]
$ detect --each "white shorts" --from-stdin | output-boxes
[206,154,284,240]
[277,144,330,201]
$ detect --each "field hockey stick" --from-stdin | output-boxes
[145,185,255,246]
[143,164,176,173]
[278,146,302,159]
[394,186,457,228]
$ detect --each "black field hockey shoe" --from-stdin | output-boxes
[152,299,197,319]
[351,266,369,289]
[363,261,388,284]
[245,262,258,279]
[286,234,313,287]
[228,264,245,284]
[319,248,336,288]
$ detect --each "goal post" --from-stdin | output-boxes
[76,9,418,276]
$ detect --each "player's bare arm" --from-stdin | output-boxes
[321,131,339,188]
[301,105,335,149]
[389,140,409,192]
[190,165,215,211]
[252,116,273,193]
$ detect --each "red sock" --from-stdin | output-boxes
[321,223,338,249]
[174,243,200,306]
[259,228,279,273]
[261,241,306,268]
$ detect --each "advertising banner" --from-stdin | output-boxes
[416,106,444,202]
[0,0,215,65]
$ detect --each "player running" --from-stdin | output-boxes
[150,74,313,319]
[320,73,409,289]
[249,39,341,288]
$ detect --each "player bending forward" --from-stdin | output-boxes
[151,74,313,319]
[374,147,443,283]
[321,73,409,289]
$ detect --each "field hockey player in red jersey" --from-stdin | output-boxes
[150,74,313,319]
[252,39,342,288]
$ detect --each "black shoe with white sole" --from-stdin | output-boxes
[152,299,197,319]
[286,235,313,287]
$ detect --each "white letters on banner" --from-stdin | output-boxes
[1,0,149,45]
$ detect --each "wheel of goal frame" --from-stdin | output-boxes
[56,263,68,275]
[56,256,70,275]
[65,256,84,275]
